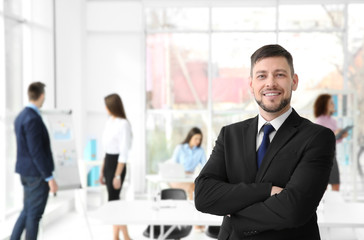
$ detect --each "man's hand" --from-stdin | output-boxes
[49,179,58,194]
[271,186,283,196]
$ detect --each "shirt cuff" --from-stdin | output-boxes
[117,154,127,163]
[45,176,54,182]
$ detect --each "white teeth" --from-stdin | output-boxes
[265,93,279,96]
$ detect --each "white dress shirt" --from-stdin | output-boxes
[102,117,132,163]
[256,107,292,151]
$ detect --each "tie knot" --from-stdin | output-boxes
[263,124,275,135]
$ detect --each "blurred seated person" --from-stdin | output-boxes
[169,127,206,200]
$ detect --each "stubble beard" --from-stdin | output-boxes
[255,95,291,113]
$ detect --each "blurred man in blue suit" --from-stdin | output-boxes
[11,82,58,240]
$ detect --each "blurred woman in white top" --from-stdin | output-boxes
[99,93,132,240]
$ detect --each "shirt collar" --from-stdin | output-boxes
[26,103,41,115]
[182,143,196,150]
[258,107,292,133]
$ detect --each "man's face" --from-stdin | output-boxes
[249,56,298,119]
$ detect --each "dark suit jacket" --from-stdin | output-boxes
[195,109,335,240]
[14,107,54,179]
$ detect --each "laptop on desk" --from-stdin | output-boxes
[158,162,186,179]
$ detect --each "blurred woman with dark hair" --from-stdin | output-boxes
[314,94,348,191]
[172,127,206,175]
[170,127,206,199]
[99,93,132,240]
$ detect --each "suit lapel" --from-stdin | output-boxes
[256,109,301,182]
[242,116,259,180]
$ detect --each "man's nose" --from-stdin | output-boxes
[265,74,277,87]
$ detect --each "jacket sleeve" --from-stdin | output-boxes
[194,126,272,216]
[230,127,335,234]
[25,117,53,179]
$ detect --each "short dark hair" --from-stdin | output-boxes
[313,94,331,118]
[28,82,45,101]
[182,127,203,147]
[104,93,127,119]
[250,44,295,77]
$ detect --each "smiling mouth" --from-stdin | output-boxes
[264,92,280,96]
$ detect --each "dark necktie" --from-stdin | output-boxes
[257,124,275,169]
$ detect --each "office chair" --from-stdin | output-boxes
[143,188,193,240]
[205,226,220,239]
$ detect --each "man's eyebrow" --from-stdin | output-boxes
[254,69,289,75]
[254,70,267,75]
[275,69,288,73]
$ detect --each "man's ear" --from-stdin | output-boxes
[292,74,298,91]
[249,76,254,94]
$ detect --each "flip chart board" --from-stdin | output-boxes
[43,110,82,190]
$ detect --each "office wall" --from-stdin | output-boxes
[85,1,145,194]
[54,0,146,194]
[54,0,86,161]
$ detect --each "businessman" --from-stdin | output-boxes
[194,44,335,240]
[11,82,58,240]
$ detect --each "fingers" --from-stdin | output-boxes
[113,178,122,190]
[49,179,58,193]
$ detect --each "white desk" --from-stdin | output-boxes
[317,191,364,228]
[146,174,196,184]
[317,201,364,240]
[89,200,222,240]
[91,199,364,240]
[318,202,364,228]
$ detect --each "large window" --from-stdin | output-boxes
[145,2,364,198]
[146,33,209,110]
[0,0,54,222]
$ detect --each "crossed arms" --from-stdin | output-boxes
[194,124,335,235]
